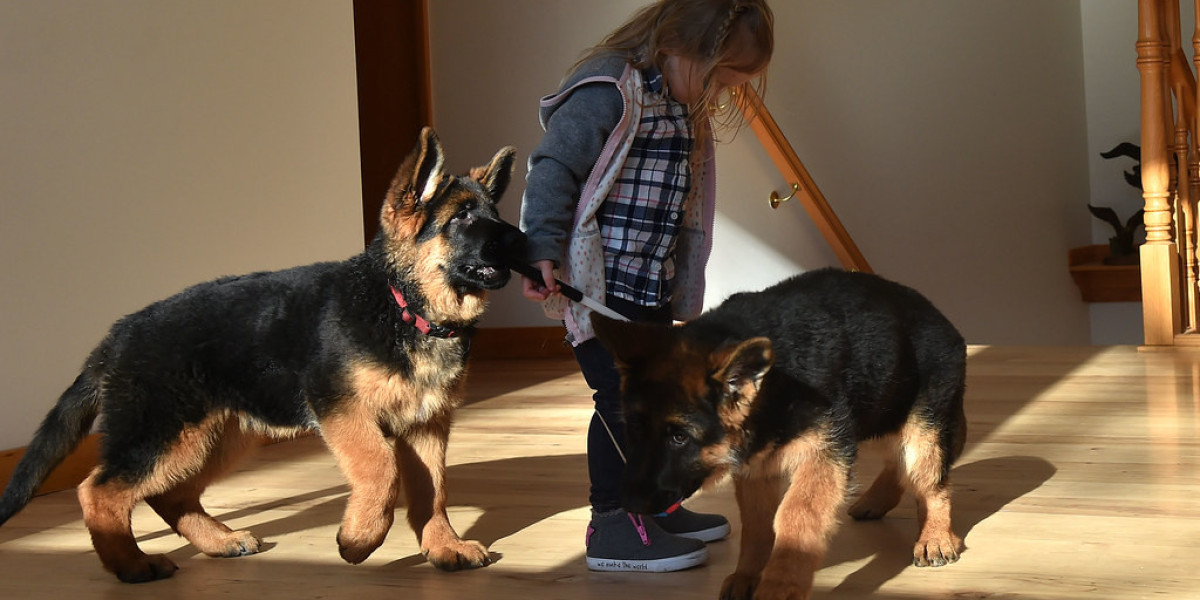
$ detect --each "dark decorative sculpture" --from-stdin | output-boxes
[1088,204,1144,265]
[1092,143,1147,265]
[1099,142,1144,191]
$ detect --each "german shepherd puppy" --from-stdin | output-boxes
[592,268,967,600]
[0,128,523,583]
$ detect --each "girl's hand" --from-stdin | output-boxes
[521,259,561,301]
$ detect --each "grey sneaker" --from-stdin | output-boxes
[653,505,731,542]
[585,509,708,572]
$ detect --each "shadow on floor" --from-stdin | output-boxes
[823,455,1055,596]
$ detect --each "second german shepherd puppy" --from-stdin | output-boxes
[0,128,522,583]
[592,268,967,600]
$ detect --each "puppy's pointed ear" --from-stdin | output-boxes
[381,127,445,238]
[591,314,668,367]
[392,126,446,208]
[469,145,517,202]
[710,337,773,407]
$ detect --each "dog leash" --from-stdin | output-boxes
[505,259,684,518]
[504,258,648,491]
[504,260,631,322]
[503,262,633,462]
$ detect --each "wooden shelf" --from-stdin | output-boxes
[1068,244,1141,302]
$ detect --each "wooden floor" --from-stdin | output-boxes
[1,346,1198,599]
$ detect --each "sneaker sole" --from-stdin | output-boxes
[673,522,731,543]
[586,547,708,573]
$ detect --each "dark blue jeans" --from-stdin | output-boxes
[572,297,673,512]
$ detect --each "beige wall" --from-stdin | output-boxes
[429,1,1098,344]
[0,1,363,449]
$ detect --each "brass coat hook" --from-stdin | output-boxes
[770,183,800,209]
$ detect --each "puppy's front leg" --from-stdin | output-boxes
[321,416,401,564]
[754,443,850,600]
[396,417,490,570]
[720,473,784,600]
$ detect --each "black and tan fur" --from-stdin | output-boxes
[592,268,967,600]
[0,128,523,583]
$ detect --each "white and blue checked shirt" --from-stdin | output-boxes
[597,68,693,307]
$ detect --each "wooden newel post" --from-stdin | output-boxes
[1138,0,1182,344]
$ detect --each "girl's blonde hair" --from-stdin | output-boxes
[574,0,774,135]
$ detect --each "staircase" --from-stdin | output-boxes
[736,88,872,274]
[1138,0,1200,345]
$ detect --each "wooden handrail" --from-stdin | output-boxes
[735,87,872,273]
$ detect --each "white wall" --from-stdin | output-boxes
[0,1,363,450]
[429,1,1099,345]
[1082,1,1144,345]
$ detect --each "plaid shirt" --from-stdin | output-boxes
[597,68,693,307]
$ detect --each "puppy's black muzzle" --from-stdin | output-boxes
[456,217,526,291]
[483,219,528,268]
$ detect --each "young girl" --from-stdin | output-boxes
[519,0,774,572]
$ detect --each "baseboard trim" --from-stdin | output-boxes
[0,327,572,499]
[470,326,573,360]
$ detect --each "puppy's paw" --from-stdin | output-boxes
[112,553,178,584]
[208,530,262,557]
[719,571,758,600]
[424,539,491,571]
[337,526,387,565]
[913,532,963,567]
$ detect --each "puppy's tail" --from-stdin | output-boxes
[0,370,102,526]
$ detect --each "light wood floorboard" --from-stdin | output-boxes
[0,345,1197,599]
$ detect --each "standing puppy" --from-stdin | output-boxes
[0,128,521,583]
[592,268,967,600]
